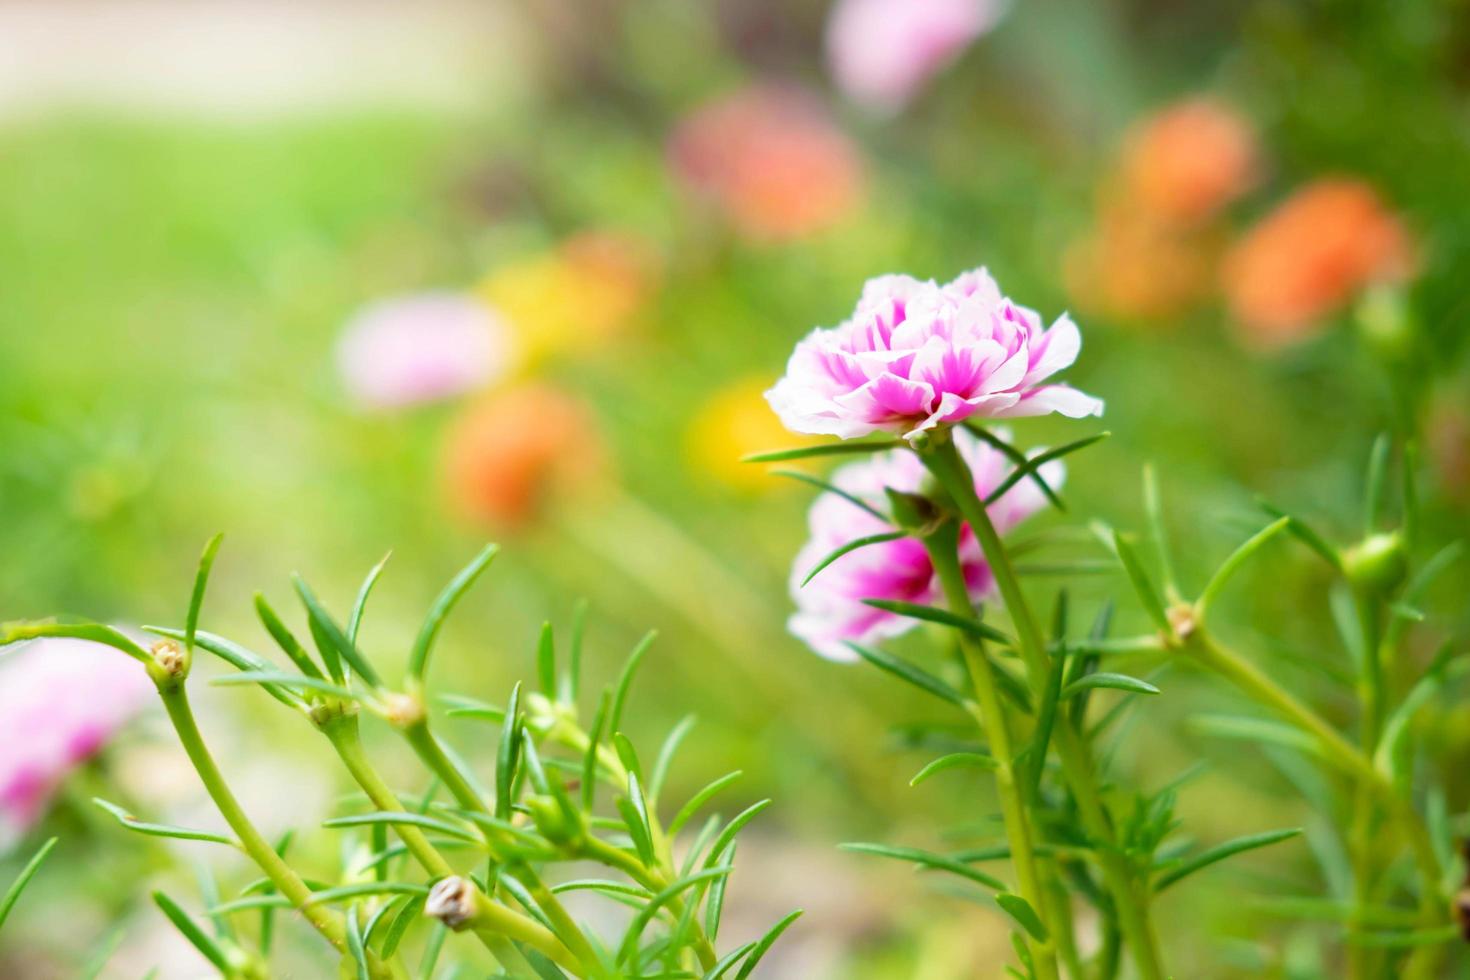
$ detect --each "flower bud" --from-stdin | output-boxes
[883,486,942,534]
[1356,285,1416,365]
[1342,531,1409,596]
[426,876,477,930]
[526,794,583,847]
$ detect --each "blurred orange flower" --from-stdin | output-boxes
[668,85,865,243]
[442,384,605,529]
[1118,99,1259,224]
[478,230,659,366]
[686,377,819,490]
[1223,179,1414,347]
[1065,210,1216,323]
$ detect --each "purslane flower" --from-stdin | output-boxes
[825,0,1006,113]
[0,637,152,848]
[337,292,511,410]
[788,428,1061,661]
[766,268,1102,439]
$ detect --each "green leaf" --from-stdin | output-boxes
[346,905,371,980]
[152,891,231,973]
[252,592,326,679]
[909,753,997,787]
[303,882,430,908]
[1375,640,1459,776]
[1256,498,1343,570]
[362,890,408,948]
[649,715,697,805]
[550,879,652,901]
[566,599,588,702]
[408,543,500,682]
[322,811,481,843]
[847,642,966,707]
[536,622,556,696]
[185,533,224,655]
[1364,433,1391,534]
[802,531,907,587]
[582,690,611,810]
[1025,624,1067,797]
[668,771,743,838]
[1189,714,1327,760]
[1154,828,1303,891]
[93,798,237,847]
[211,671,360,702]
[0,836,57,933]
[616,868,734,965]
[1095,525,1171,633]
[609,631,656,736]
[1351,925,1463,948]
[348,552,392,646]
[623,773,655,863]
[381,895,425,959]
[705,843,734,941]
[984,432,1109,507]
[859,599,1012,645]
[1196,518,1291,620]
[732,909,804,980]
[839,843,1004,890]
[995,893,1049,942]
[741,441,903,464]
[293,575,382,688]
[497,682,523,820]
[701,941,758,980]
[0,621,151,664]
[1141,464,1177,595]
[612,732,643,782]
[702,801,773,872]
[1060,673,1160,700]
[962,424,1065,511]
[770,469,889,521]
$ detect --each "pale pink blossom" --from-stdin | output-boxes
[790,428,1060,660]
[826,0,1006,112]
[767,268,1102,439]
[0,638,152,846]
[337,293,510,409]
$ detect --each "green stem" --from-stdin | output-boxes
[398,716,606,978]
[1349,595,1385,980]
[555,727,720,972]
[323,715,579,972]
[922,528,1060,980]
[921,433,1167,980]
[156,684,399,980]
[1187,630,1448,970]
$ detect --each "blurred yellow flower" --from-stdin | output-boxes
[478,230,659,368]
[686,378,818,491]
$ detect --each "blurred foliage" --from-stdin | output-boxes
[0,0,1468,976]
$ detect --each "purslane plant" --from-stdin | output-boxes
[1,541,797,979]
[755,266,1463,978]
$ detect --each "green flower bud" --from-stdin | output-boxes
[527,794,583,846]
[1342,531,1409,596]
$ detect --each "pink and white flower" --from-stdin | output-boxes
[826,0,1006,113]
[766,268,1102,439]
[789,428,1060,660]
[1,638,152,847]
[337,292,511,410]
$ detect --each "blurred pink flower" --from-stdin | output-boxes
[667,85,865,243]
[1,638,152,846]
[337,293,511,409]
[767,268,1102,439]
[825,0,1005,112]
[790,428,1060,660]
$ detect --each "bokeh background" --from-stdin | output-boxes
[2,0,1468,976]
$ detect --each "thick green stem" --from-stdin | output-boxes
[920,433,1167,980]
[323,715,579,972]
[1349,595,1385,980]
[922,527,1059,980]
[155,683,399,980]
